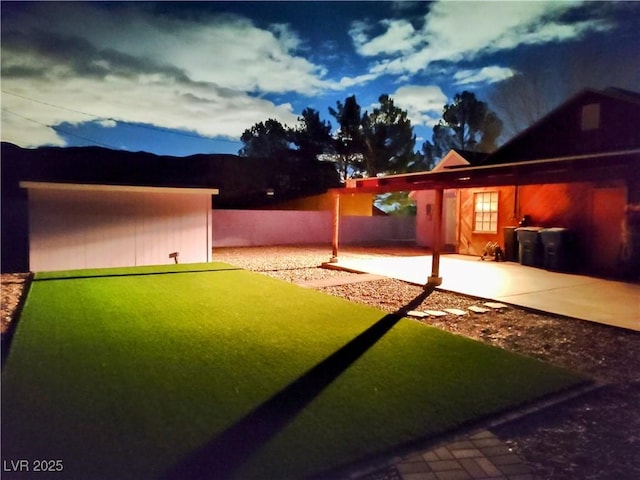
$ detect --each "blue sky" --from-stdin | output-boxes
[2,1,639,157]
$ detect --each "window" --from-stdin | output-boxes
[473,191,498,233]
[581,103,600,131]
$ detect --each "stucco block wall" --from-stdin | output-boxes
[212,210,332,247]
[212,210,415,247]
[340,215,416,243]
[270,192,375,216]
[27,189,212,272]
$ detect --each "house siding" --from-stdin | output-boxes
[453,181,628,274]
[457,186,518,256]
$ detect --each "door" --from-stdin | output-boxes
[443,191,458,252]
[589,187,626,274]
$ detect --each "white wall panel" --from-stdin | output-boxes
[27,188,211,272]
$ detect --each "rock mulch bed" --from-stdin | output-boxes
[1,273,30,335]
[2,245,638,479]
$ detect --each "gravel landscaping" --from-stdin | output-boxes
[2,244,639,479]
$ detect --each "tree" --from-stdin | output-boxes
[374,191,417,216]
[289,108,334,162]
[329,94,418,178]
[239,119,291,158]
[362,94,416,176]
[422,91,503,168]
[329,95,366,179]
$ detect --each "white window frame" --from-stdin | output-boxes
[473,191,499,233]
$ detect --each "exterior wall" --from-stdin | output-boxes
[517,181,627,275]
[411,189,460,250]
[413,190,434,248]
[28,189,212,272]
[454,181,628,275]
[211,210,414,247]
[269,192,375,216]
[212,210,332,247]
[517,183,593,228]
[413,181,629,274]
[340,215,416,243]
[458,186,518,256]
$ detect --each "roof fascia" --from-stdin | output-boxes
[19,181,220,195]
[334,149,640,194]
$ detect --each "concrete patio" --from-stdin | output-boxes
[329,253,640,331]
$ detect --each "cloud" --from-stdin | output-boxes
[350,19,420,56]
[1,73,300,148]
[454,66,515,85]
[0,2,325,147]
[97,119,118,128]
[390,85,448,128]
[355,1,614,79]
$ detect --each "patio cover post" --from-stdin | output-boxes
[330,191,340,262]
[428,188,444,286]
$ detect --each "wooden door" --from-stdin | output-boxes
[589,187,626,274]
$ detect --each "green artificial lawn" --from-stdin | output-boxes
[2,263,587,479]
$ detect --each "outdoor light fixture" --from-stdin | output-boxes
[266,188,275,196]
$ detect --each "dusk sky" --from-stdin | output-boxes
[2,1,639,157]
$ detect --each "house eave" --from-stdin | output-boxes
[333,149,640,194]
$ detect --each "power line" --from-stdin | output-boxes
[2,108,121,149]
[1,89,240,144]
[2,90,104,120]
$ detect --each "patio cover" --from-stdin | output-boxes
[328,149,640,286]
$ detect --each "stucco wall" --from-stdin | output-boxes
[211,210,415,247]
[269,192,375,216]
[28,188,212,271]
[411,189,459,249]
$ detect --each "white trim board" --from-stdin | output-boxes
[20,181,219,196]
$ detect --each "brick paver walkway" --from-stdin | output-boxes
[360,430,536,480]
[398,430,534,480]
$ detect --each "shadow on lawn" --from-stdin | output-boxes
[166,285,436,480]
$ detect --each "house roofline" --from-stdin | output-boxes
[19,181,220,196]
[481,87,640,165]
[335,148,640,194]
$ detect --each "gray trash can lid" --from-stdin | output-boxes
[541,227,568,232]
[515,226,544,232]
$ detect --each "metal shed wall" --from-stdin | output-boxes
[26,186,213,272]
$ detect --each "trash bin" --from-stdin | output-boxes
[503,226,518,262]
[540,228,572,271]
[515,227,544,267]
